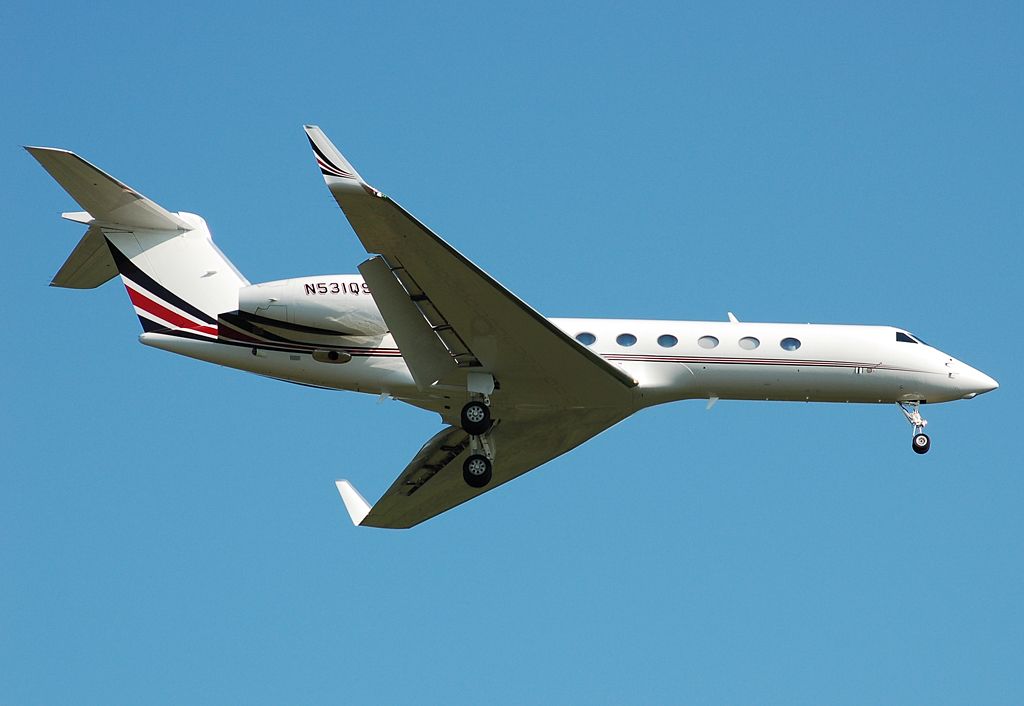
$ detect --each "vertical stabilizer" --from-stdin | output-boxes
[29,146,249,334]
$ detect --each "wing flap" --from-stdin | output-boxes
[358,255,457,390]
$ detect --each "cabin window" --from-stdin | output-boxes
[657,334,678,348]
[576,332,596,346]
[616,333,637,347]
[698,335,719,349]
[896,332,917,343]
[780,337,801,351]
[739,336,760,350]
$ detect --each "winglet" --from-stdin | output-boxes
[304,125,366,182]
[335,480,371,526]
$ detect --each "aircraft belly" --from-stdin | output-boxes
[139,332,417,395]
[630,360,924,405]
[715,364,893,403]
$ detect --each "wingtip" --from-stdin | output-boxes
[335,480,371,526]
[24,145,72,155]
[304,126,364,184]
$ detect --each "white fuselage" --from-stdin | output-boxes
[139,288,998,415]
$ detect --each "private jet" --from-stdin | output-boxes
[27,127,998,528]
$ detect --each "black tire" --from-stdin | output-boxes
[912,433,931,454]
[460,401,492,436]
[463,454,493,488]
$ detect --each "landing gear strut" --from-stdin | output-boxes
[461,396,496,487]
[899,401,931,454]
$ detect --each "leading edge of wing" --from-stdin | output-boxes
[302,125,638,396]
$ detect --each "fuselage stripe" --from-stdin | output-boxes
[604,355,870,365]
[154,331,922,373]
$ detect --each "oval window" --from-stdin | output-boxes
[739,336,760,350]
[616,333,637,347]
[780,337,801,351]
[657,334,678,348]
[698,335,719,349]
[576,332,596,346]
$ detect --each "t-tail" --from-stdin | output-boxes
[26,147,248,338]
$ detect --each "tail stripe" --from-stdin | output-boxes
[104,239,218,325]
[124,285,218,336]
[138,316,169,333]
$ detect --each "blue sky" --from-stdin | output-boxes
[2,1,1021,703]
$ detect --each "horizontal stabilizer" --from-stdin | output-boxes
[26,146,190,231]
[50,225,117,289]
[335,480,371,526]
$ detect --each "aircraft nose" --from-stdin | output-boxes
[961,366,999,398]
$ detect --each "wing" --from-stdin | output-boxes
[305,125,640,527]
[303,125,637,409]
[337,407,629,529]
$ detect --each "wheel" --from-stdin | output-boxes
[460,400,492,436]
[912,433,931,454]
[463,454,493,488]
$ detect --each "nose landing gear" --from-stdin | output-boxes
[899,401,931,454]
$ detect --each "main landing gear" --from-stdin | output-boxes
[461,397,495,487]
[899,401,931,454]
[463,454,492,488]
[460,399,492,436]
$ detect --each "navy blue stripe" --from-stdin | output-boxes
[218,311,303,345]
[231,309,360,337]
[157,329,402,357]
[307,136,352,177]
[138,315,168,333]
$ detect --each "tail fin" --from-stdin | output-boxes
[28,146,248,336]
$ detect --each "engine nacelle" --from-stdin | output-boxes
[238,276,387,336]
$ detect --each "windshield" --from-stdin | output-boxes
[897,331,930,346]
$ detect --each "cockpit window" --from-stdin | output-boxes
[896,332,917,343]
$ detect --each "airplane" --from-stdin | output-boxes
[27,126,999,529]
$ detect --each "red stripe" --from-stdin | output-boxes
[316,155,351,178]
[604,355,867,366]
[126,285,217,337]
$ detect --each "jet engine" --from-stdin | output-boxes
[237,276,387,336]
